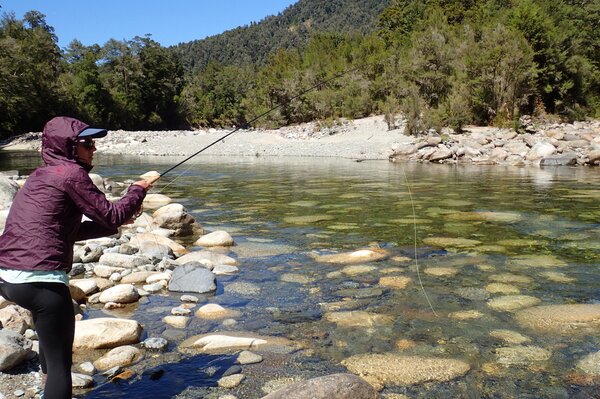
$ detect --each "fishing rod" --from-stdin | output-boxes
[149,63,365,182]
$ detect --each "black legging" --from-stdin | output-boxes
[0,281,74,399]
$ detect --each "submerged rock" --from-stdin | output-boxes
[325,311,393,328]
[341,353,470,388]
[495,345,551,366]
[487,295,541,312]
[515,304,600,334]
[312,248,389,264]
[262,373,378,399]
[421,237,481,249]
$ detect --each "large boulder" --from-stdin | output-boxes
[73,318,142,349]
[194,230,234,247]
[168,264,216,294]
[152,203,202,237]
[262,373,378,399]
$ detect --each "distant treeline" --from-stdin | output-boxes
[0,0,598,138]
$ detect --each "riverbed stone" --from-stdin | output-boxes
[312,248,388,265]
[487,295,541,312]
[379,276,411,289]
[73,318,142,349]
[93,345,143,371]
[424,267,458,277]
[175,250,238,267]
[180,333,294,354]
[195,304,241,320]
[489,330,531,345]
[163,315,190,329]
[98,253,150,268]
[194,230,234,247]
[495,345,551,366]
[489,273,533,284]
[515,304,600,334]
[152,203,202,236]
[507,254,567,268]
[576,351,600,376]
[218,373,245,388]
[143,193,172,208]
[70,279,99,295]
[324,311,393,328]
[98,284,140,304]
[341,353,470,388]
[448,310,484,320]
[130,232,187,257]
[236,350,263,365]
[262,373,379,399]
[485,283,521,294]
[168,264,216,293]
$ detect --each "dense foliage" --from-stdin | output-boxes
[0,0,598,138]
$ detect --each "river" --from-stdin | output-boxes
[2,152,600,398]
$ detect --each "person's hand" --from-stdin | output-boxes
[132,180,152,191]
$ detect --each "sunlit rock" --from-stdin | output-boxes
[341,265,377,276]
[194,230,234,247]
[98,253,150,268]
[312,248,388,265]
[142,193,172,209]
[341,353,470,387]
[515,304,600,334]
[0,330,30,372]
[540,271,575,283]
[98,284,140,304]
[496,239,542,247]
[195,304,241,320]
[180,333,294,354]
[487,295,541,312]
[130,232,188,257]
[175,250,238,266]
[74,318,142,349]
[576,351,600,376]
[152,203,203,236]
[93,345,143,371]
[162,315,189,329]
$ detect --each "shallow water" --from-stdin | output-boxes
[3,152,600,398]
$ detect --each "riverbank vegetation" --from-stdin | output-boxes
[0,0,598,138]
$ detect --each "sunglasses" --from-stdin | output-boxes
[78,140,95,149]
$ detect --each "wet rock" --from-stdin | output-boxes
[341,353,470,388]
[180,333,294,354]
[421,237,481,248]
[71,372,94,388]
[576,351,600,376]
[73,318,142,349]
[485,283,520,294]
[226,281,261,296]
[495,346,551,366]
[540,155,577,166]
[312,248,389,265]
[424,267,458,277]
[324,311,393,328]
[489,329,531,345]
[162,315,190,329]
[515,304,600,334]
[262,373,378,399]
[93,345,143,371]
[379,276,411,289]
[507,254,567,268]
[487,295,541,312]
[455,287,490,301]
[448,310,484,320]
[142,337,168,352]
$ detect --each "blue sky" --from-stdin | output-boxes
[0,0,298,49]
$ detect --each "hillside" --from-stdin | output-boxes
[174,0,392,71]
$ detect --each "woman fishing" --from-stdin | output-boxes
[0,116,152,399]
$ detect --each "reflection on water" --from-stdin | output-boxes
[3,152,600,398]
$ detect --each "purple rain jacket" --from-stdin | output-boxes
[0,116,146,273]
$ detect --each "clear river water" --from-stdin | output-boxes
[2,152,600,398]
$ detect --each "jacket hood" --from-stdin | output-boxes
[41,116,90,169]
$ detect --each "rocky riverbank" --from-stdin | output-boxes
[2,115,600,165]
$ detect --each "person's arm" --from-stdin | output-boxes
[66,171,149,239]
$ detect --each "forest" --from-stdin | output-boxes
[0,0,598,138]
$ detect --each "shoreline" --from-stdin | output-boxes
[2,115,600,166]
